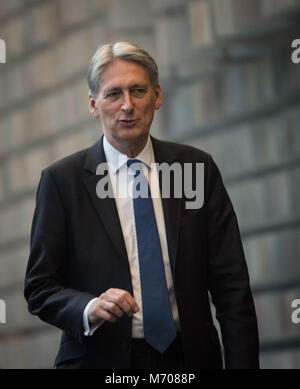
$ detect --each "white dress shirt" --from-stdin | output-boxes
[83,135,180,338]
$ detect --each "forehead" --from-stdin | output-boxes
[99,59,151,91]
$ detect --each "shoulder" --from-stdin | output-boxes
[151,136,213,164]
[40,147,90,187]
[49,148,88,172]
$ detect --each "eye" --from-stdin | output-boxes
[106,91,121,99]
[131,88,146,97]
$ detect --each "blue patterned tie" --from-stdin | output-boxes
[127,159,176,353]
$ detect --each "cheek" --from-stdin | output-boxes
[99,106,115,120]
[143,105,155,122]
[140,100,154,114]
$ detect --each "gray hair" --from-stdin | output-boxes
[87,42,159,98]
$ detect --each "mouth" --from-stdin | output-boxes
[118,119,138,128]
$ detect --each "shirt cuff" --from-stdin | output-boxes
[83,298,105,336]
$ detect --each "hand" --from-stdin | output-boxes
[88,288,139,325]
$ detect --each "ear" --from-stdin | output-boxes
[154,84,162,110]
[88,93,100,118]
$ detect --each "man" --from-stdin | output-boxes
[24,42,259,369]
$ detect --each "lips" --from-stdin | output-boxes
[119,119,138,127]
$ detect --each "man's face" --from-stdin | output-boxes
[89,59,162,150]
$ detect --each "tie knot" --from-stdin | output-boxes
[127,159,143,176]
[127,158,141,168]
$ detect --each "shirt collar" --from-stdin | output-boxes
[103,135,154,174]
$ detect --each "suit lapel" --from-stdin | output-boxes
[82,135,182,276]
[151,136,182,279]
[82,136,129,267]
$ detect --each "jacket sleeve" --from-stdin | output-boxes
[205,154,260,369]
[24,168,95,344]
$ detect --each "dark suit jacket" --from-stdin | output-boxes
[24,135,259,369]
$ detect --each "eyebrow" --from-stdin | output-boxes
[103,87,121,95]
[103,83,148,95]
[130,83,148,89]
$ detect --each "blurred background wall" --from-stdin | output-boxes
[0,0,300,369]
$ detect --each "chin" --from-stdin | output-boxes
[119,128,147,141]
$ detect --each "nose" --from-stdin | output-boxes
[121,92,134,114]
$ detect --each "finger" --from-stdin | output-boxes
[122,293,139,314]
[110,289,140,316]
[97,308,117,323]
[100,300,124,318]
[106,292,133,316]
[103,289,139,316]
[88,301,118,324]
